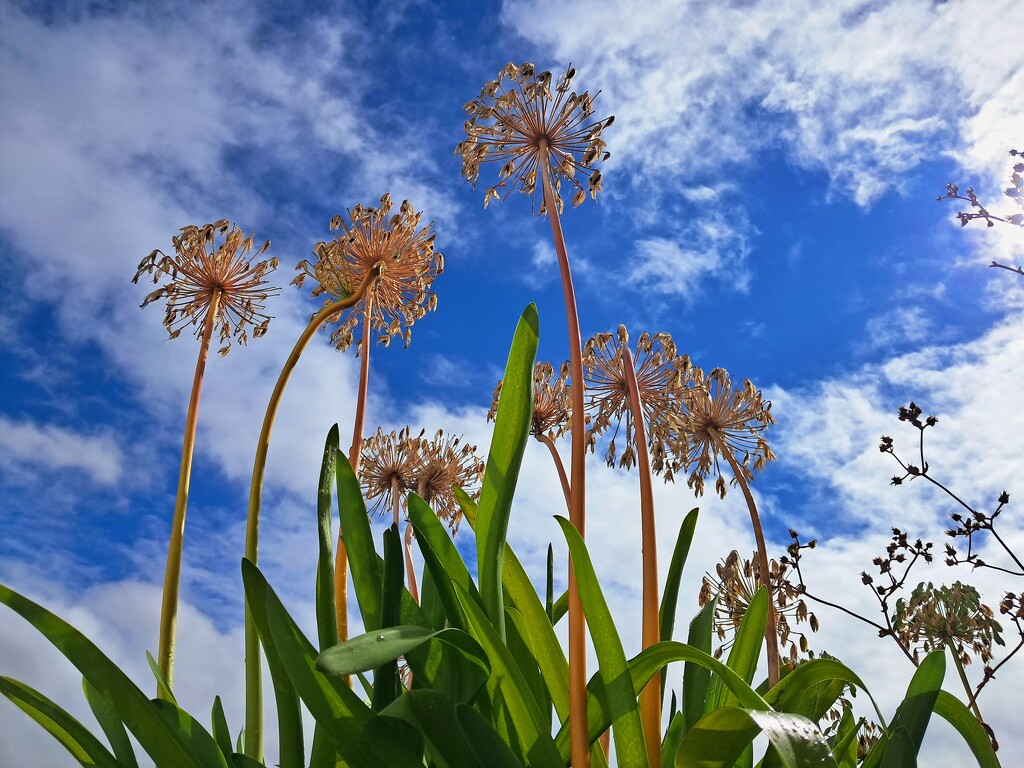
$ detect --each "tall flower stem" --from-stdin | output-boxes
[539,144,589,768]
[243,269,375,761]
[721,448,781,687]
[156,289,222,699]
[952,649,985,722]
[620,347,661,764]
[334,295,375,647]
[536,433,571,512]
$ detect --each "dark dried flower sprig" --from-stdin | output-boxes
[490,361,572,440]
[134,220,279,356]
[881,402,1023,578]
[293,194,443,351]
[939,148,1023,277]
[583,326,697,477]
[673,368,776,499]
[456,62,613,213]
[699,549,818,662]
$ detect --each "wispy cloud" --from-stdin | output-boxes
[0,416,123,485]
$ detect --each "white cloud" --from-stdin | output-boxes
[0,416,123,485]
[861,306,932,353]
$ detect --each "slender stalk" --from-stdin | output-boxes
[620,348,660,764]
[536,433,571,512]
[156,289,222,699]
[539,145,589,768]
[404,522,419,604]
[951,648,985,722]
[242,269,375,760]
[334,294,375,647]
[721,448,781,688]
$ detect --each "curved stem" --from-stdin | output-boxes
[620,348,661,765]
[722,449,781,688]
[951,648,984,722]
[536,433,571,513]
[242,270,375,760]
[539,146,589,768]
[334,295,374,648]
[156,289,221,698]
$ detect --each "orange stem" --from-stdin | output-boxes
[540,147,589,768]
[404,521,419,604]
[621,347,660,764]
[156,289,221,698]
[722,448,780,688]
[536,433,571,513]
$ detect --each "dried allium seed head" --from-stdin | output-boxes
[700,550,814,657]
[674,368,776,498]
[489,361,571,440]
[292,194,442,351]
[359,427,421,518]
[133,221,279,356]
[457,62,613,213]
[892,581,1004,666]
[410,429,485,534]
[583,326,697,479]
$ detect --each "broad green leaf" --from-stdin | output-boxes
[210,696,232,762]
[0,583,202,768]
[705,587,768,713]
[476,304,539,638]
[151,700,229,768]
[229,753,265,768]
[545,544,554,622]
[504,604,549,714]
[372,525,405,711]
[683,601,714,733]
[419,558,446,631]
[456,703,525,768]
[336,450,382,632]
[933,690,999,768]
[315,425,339,652]
[556,515,648,767]
[660,509,699,703]
[0,676,119,768]
[453,581,563,768]
[555,639,771,758]
[381,689,482,768]
[832,707,860,768]
[878,726,915,768]
[145,651,176,705]
[765,657,885,727]
[318,626,448,675]
[662,711,686,768]
[675,707,837,768]
[83,678,138,768]
[239,559,305,768]
[862,651,944,768]
[415,628,491,705]
[457,489,570,722]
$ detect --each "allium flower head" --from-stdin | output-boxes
[360,427,420,518]
[457,62,613,213]
[675,368,776,498]
[410,429,485,533]
[489,361,571,440]
[699,550,817,661]
[292,194,442,351]
[133,220,279,356]
[892,581,1004,666]
[583,325,696,478]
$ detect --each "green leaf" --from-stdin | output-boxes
[556,515,648,767]
[878,727,916,768]
[372,525,405,711]
[675,707,837,768]
[705,587,768,713]
[683,601,714,733]
[318,625,447,676]
[229,753,265,768]
[315,425,340,652]
[453,581,562,768]
[336,450,382,633]
[765,657,884,726]
[418,558,446,631]
[476,304,539,637]
[210,696,232,762]
[504,604,549,715]
[933,690,999,768]
[456,703,525,768]
[145,651,176,705]
[660,508,699,646]
[832,707,860,768]
[545,544,554,623]
[83,678,138,768]
[151,699,229,768]
[415,628,491,705]
[381,689,482,768]
[239,559,305,768]
[0,676,119,768]
[0,583,203,768]
[551,589,569,625]
[662,711,686,768]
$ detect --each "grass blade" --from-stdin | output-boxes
[335,450,381,633]
[382,689,483,768]
[1,676,119,768]
[932,690,999,768]
[84,678,138,768]
[683,601,714,733]
[705,587,767,713]
[151,699,229,768]
[476,303,539,637]
[210,695,232,761]
[659,508,699,646]
[372,525,405,711]
[456,703,526,768]
[316,425,340,652]
[556,515,648,767]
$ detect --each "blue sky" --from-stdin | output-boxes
[1,1,1022,765]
